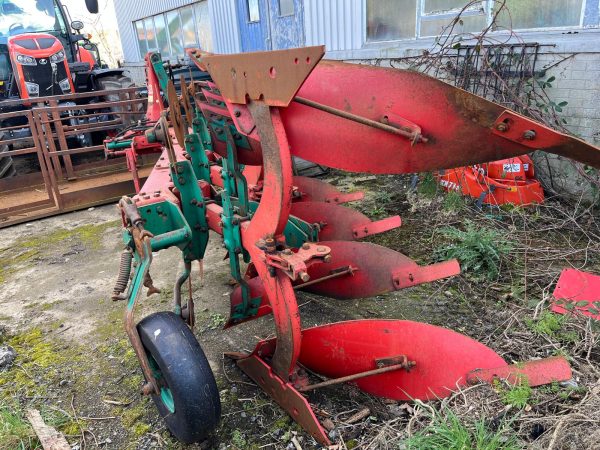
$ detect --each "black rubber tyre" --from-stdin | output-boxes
[137,311,221,443]
[96,74,144,123]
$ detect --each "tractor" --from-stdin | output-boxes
[0,0,137,177]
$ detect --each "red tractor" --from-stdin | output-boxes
[0,0,137,177]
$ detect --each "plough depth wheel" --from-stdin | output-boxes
[138,312,221,443]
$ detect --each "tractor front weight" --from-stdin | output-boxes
[105,47,600,446]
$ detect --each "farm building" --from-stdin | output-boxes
[114,0,600,198]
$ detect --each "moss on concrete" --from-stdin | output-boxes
[0,220,120,283]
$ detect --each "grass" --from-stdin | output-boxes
[435,221,513,280]
[405,406,522,450]
[0,405,38,450]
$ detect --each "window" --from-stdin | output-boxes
[279,0,294,16]
[154,14,170,56]
[166,10,183,56]
[367,0,589,42]
[135,21,147,56]
[367,0,417,41]
[180,6,197,47]
[194,2,214,51]
[247,0,260,22]
[495,0,584,30]
[143,17,157,50]
[133,2,213,60]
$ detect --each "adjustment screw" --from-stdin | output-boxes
[523,130,536,140]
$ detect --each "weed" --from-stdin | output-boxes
[443,190,465,211]
[405,406,521,450]
[231,429,247,448]
[526,311,577,343]
[369,205,387,217]
[498,381,532,409]
[418,172,438,198]
[435,221,513,280]
[374,190,394,204]
[207,312,226,329]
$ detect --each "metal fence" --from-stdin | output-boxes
[0,87,152,228]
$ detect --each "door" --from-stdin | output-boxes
[236,0,270,51]
[267,0,304,50]
[237,0,305,52]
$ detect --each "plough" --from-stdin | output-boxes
[105,46,600,445]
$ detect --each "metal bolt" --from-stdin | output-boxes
[301,243,310,250]
[323,255,332,263]
[178,176,186,184]
[283,248,293,255]
[234,109,241,117]
[496,122,508,132]
[299,271,310,282]
[523,130,536,140]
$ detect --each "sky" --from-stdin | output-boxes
[61,0,124,67]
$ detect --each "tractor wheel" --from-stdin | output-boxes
[137,311,221,443]
[96,74,144,124]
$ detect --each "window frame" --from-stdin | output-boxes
[278,0,295,18]
[133,1,212,61]
[365,0,591,44]
[247,0,261,23]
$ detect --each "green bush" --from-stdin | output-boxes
[435,221,513,280]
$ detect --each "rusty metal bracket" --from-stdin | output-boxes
[265,242,331,282]
[200,46,325,106]
[491,110,563,149]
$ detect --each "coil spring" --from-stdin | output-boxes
[112,249,133,299]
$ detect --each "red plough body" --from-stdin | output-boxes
[107,47,600,446]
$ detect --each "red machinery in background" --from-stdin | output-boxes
[437,154,545,206]
[104,47,600,445]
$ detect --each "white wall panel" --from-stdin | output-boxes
[209,0,241,53]
[304,0,365,53]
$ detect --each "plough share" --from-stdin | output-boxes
[105,46,600,445]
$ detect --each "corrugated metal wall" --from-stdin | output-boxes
[303,0,365,52]
[115,0,201,63]
[209,0,241,53]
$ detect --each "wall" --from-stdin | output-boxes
[301,0,600,202]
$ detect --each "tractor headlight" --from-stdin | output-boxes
[59,78,71,92]
[25,82,39,96]
[50,50,65,64]
[16,53,36,66]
